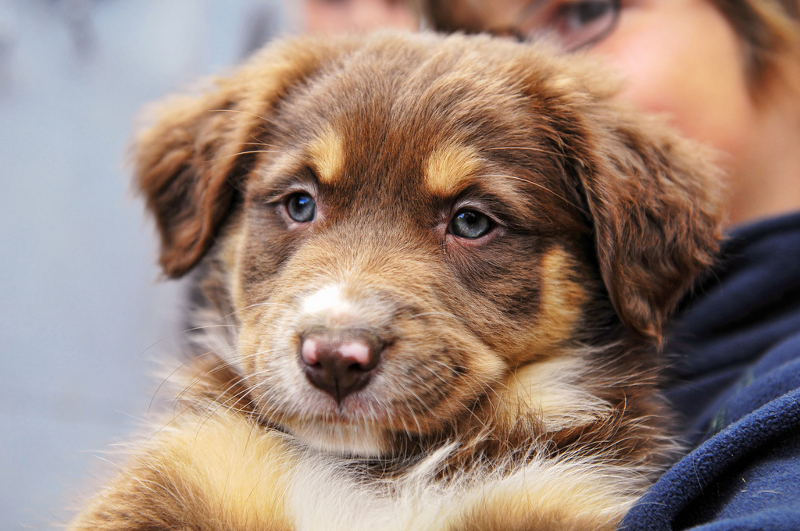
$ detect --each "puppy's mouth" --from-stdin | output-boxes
[285,415,394,457]
[273,382,414,457]
[258,338,486,457]
[285,361,449,428]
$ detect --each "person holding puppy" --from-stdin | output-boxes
[417,1,800,529]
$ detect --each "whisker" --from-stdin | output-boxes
[209,149,290,162]
[208,109,296,136]
[405,311,471,327]
[137,324,240,358]
[484,145,562,157]
[482,173,585,213]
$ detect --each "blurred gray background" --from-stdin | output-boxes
[0,1,292,528]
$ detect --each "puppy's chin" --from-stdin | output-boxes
[288,421,389,457]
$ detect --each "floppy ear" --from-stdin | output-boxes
[507,47,725,343]
[134,38,349,278]
[574,109,726,341]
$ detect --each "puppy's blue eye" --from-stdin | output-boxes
[286,192,316,223]
[450,210,492,239]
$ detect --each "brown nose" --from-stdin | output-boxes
[300,330,382,403]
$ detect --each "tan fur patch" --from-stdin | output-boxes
[456,458,639,531]
[67,408,297,531]
[424,142,482,196]
[495,247,602,431]
[307,127,345,184]
[504,246,588,366]
[158,412,296,530]
[534,246,588,353]
[502,356,613,433]
[218,220,247,309]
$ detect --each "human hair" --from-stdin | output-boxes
[415,0,800,92]
[711,0,800,90]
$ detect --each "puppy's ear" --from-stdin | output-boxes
[134,38,347,278]
[511,50,725,342]
[575,110,726,342]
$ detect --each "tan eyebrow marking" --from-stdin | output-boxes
[307,128,345,184]
[424,142,482,196]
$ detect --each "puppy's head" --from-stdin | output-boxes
[136,33,723,456]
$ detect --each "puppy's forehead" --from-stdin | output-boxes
[304,126,485,196]
[264,42,569,213]
[289,96,509,194]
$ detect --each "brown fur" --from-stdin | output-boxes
[70,32,724,531]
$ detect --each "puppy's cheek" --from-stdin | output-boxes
[218,220,248,305]
[538,247,589,333]
[236,328,260,378]
[377,322,507,427]
[239,313,304,402]
[503,246,590,365]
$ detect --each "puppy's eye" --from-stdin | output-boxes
[286,192,316,223]
[450,209,493,239]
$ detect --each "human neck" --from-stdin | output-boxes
[726,83,800,226]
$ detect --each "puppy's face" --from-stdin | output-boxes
[136,34,723,457]
[229,63,594,455]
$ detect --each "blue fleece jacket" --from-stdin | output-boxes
[621,212,800,530]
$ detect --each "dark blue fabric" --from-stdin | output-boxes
[621,212,800,530]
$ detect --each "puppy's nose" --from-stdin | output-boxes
[300,330,382,403]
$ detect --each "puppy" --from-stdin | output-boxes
[69,32,723,531]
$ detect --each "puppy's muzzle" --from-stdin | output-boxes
[300,328,384,403]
